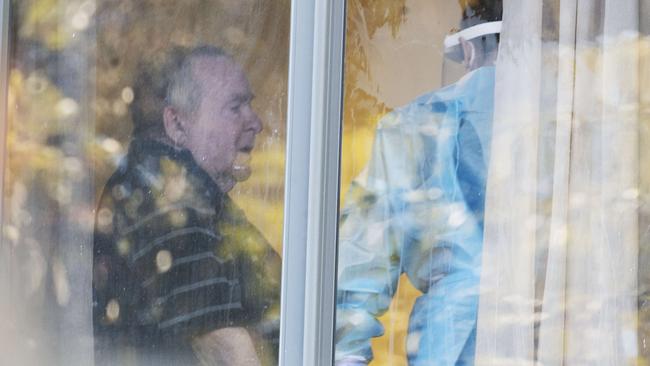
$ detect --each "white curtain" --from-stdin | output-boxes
[476,0,650,364]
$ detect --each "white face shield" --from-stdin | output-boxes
[441,20,502,86]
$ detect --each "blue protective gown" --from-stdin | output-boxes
[335,66,495,366]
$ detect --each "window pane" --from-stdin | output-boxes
[1,1,290,365]
[335,0,650,365]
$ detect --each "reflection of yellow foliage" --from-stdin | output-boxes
[370,275,420,366]
[458,0,481,10]
[19,0,73,49]
[6,70,64,197]
[7,0,291,251]
[231,146,285,256]
[7,2,288,366]
[344,0,405,131]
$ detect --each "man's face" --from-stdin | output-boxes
[182,56,262,192]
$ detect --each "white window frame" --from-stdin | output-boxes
[280,0,345,365]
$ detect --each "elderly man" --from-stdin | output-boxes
[93,46,281,366]
[335,1,502,365]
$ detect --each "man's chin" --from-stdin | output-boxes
[214,166,251,193]
[232,152,252,182]
[231,164,252,182]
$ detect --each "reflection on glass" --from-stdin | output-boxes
[1,1,289,365]
[336,0,650,365]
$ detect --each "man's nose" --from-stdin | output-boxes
[247,110,263,134]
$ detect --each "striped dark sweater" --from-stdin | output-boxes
[93,138,281,365]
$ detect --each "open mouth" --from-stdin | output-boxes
[231,151,252,182]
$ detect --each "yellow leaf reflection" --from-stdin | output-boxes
[106,299,120,323]
[155,250,173,274]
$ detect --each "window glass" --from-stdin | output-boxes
[335,0,650,365]
[1,1,289,365]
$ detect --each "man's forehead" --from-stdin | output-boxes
[190,55,247,86]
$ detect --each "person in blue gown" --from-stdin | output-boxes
[335,1,502,365]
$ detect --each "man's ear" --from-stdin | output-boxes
[460,37,477,70]
[163,106,188,147]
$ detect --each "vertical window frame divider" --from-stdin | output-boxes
[303,0,346,364]
[280,0,345,365]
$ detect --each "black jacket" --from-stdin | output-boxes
[93,139,281,365]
